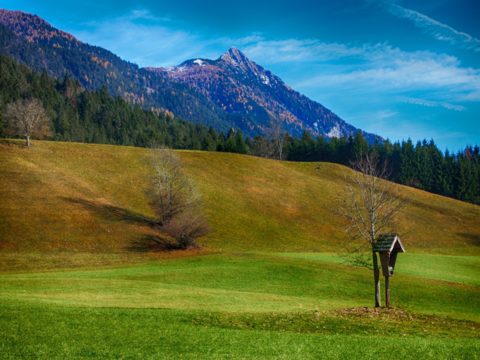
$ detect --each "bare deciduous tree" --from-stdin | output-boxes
[266,118,286,160]
[338,151,404,307]
[148,146,209,249]
[149,147,197,225]
[249,136,274,159]
[4,98,51,147]
[162,211,210,249]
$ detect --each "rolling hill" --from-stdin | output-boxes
[1,139,479,358]
[1,139,478,267]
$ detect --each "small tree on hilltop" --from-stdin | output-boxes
[249,136,274,159]
[148,146,209,249]
[338,151,405,307]
[266,118,287,160]
[4,98,51,147]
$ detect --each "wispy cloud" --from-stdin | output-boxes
[242,39,479,108]
[73,9,224,66]
[398,97,465,112]
[73,9,263,67]
[242,39,366,63]
[292,44,480,104]
[380,0,480,52]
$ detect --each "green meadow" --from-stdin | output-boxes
[0,140,479,358]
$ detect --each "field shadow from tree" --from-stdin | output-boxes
[62,197,182,252]
[63,197,156,226]
[0,139,27,148]
[405,195,453,215]
[457,232,480,246]
[128,235,181,252]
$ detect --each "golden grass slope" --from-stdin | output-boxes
[1,139,479,258]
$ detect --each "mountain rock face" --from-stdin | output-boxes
[0,9,377,140]
[146,48,369,138]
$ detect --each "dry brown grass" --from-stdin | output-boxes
[0,139,479,270]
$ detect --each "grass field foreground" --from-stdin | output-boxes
[0,140,479,359]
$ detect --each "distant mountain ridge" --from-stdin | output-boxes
[0,9,378,141]
[146,47,365,138]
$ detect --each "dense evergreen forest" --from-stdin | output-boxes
[287,132,480,204]
[1,55,479,205]
[0,55,232,150]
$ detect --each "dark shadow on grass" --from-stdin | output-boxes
[403,195,450,215]
[457,232,480,246]
[0,138,27,148]
[128,235,181,252]
[63,197,157,226]
[62,197,183,252]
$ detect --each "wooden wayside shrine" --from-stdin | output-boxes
[373,233,406,307]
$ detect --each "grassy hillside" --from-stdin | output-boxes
[1,139,478,261]
[1,140,479,358]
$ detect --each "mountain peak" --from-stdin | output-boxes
[220,47,252,67]
[0,9,77,43]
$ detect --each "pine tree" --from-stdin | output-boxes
[234,130,248,154]
[399,139,416,186]
[224,128,237,153]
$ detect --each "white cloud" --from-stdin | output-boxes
[242,39,366,63]
[399,97,465,112]
[72,9,224,67]
[293,44,480,104]
[381,0,480,52]
[236,39,480,106]
[376,110,398,119]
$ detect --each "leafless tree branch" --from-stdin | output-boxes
[336,151,406,307]
[4,98,51,147]
[147,146,209,249]
[266,118,287,160]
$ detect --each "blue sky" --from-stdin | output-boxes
[1,0,479,151]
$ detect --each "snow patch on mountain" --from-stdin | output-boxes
[327,125,342,138]
[260,73,270,85]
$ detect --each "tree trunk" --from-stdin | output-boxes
[26,135,31,147]
[385,276,391,308]
[372,251,381,307]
